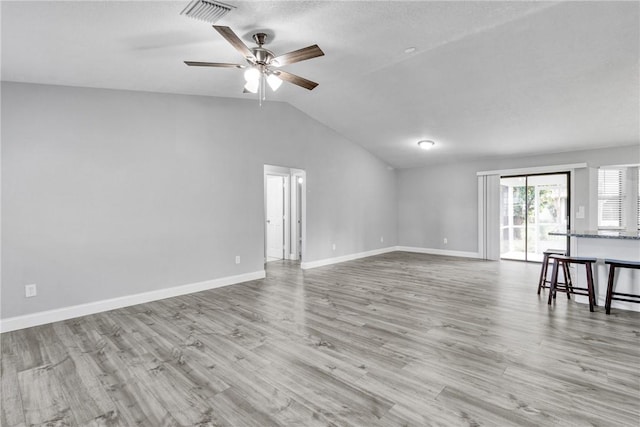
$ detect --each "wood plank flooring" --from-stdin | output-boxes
[2,252,639,426]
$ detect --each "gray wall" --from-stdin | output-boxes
[397,145,640,253]
[1,82,397,319]
[3,80,637,320]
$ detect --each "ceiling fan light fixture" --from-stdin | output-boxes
[418,140,435,150]
[267,74,282,91]
[244,79,259,94]
[180,0,235,24]
[244,67,261,83]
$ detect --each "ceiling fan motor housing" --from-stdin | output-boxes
[251,47,275,66]
[250,33,275,66]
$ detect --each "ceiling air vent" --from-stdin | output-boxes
[180,0,235,24]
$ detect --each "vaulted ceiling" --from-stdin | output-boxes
[2,1,638,168]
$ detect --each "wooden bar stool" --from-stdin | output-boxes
[537,249,571,295]
[547,255,597,312]
[604,259,640,314]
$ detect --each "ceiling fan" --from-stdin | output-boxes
[184,25,324,99]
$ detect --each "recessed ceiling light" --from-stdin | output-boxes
[418,140,435,150]
[404,47,416,54]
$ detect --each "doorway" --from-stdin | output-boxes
[264,165,306,264]
[500,172,569,262]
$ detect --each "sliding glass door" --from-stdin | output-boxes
[500,172,569,262]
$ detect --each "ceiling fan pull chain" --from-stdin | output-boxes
[259,74,264,107]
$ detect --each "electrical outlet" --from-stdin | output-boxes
[332,243,336,251]
[443,238,448,244]
[380,236,384,243]
[235,255,241,264]
[25,284,37,298]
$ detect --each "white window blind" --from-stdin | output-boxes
[598,168,624,229]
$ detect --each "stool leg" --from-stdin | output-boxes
[585,262,595,312]
[605,265,616,315]
[538,254,549,294]
[548,259,560,305]
[562,262,572,299]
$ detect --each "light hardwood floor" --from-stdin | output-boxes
[2,252,639,426]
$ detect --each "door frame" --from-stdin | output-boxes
[499,171,571,261]
[264,165,306,263]
[289,169,305,261]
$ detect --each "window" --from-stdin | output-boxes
[598,166,640,230]
[598,168,624,228]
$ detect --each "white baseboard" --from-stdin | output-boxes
[0,248,481,331]
[395,246,482,259]
[574,295,640,313]
[300,246,397,270]
[0,270,266,333]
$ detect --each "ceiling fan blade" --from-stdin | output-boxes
[273,45,324,66]
[276,71,319,91]
[213,25,256,61]
[184,61,244,68]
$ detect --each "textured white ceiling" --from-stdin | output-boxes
[2,1,638,168]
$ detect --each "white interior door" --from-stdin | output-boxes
[266,175,284,261]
